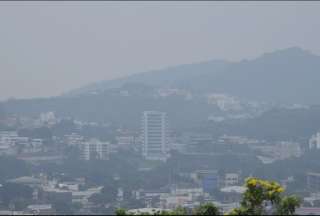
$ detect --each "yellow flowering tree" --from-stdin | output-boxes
[227,177,300,215]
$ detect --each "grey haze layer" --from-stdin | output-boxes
[1,2,320,100]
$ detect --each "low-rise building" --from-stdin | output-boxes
[80,139,110,160]
[252,141,302,161]
[40,189,73,206]
[187,133,213,153]
[207,93,241,111]
[193,170,220,193]
[64,133,84,146]
[73,187,103,205]
[26,204,55,215]
[0,131,18,146]
[307,172,320,192]
[160,194,195,209]
[39,112,57,127]
[224,173,240,187]
[220,186,246,203]
[158,185,204,209]
[7,176,42,188]
[128,208,169,215]
[116,135,135,148]
[275,141,302,160]
[309,132,320,150]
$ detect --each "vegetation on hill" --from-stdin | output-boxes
[70,47,320,105]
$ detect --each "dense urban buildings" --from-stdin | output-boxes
[1,49,320,214]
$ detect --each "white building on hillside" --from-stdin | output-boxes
[276,141,302,160]
[309,132,320,149]
[39,112,57,127]
[80,139,109,160]
[0,131,18,146]
[225,173,240,187]
[64,133,84,146]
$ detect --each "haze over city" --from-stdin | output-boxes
[1,2,320,216]
[1,2,320,100]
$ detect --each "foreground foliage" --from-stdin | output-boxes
[227,178,301,215]
[115,177,301,216]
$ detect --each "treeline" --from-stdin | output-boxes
[115,178,301,216]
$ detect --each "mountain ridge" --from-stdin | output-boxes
[64,47,320,105]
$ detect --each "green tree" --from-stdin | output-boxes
[227,177,301,215]
[192,203,220,215]
[276,196,301,215]
[115,208,128,216]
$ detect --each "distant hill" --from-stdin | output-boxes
[202,105,320,142]
[2,47,320,141]
[66,47,320,105]
[1,93,222,130]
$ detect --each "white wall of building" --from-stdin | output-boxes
[142,111,169,161]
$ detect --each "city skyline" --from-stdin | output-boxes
[1,2,320,215]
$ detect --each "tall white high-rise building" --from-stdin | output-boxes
[142,111,169,161]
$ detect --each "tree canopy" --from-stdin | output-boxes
[115,177,300,216]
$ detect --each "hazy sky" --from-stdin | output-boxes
[1,2,320,100]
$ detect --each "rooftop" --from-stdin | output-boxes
[7,176,42,185]
[220,186,246,194]
[128,208,170,214]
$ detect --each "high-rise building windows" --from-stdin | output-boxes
[141,111,169,161]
